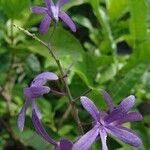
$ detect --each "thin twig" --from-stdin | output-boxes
[14,24,84,134]
[59,104,71,128]
[58,89,92,127]
[74,89,92,101]
[50,89,66,96]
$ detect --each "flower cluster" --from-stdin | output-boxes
[32,0,76,34]
[18,0,143,150]
[73,91,143,150]
[18,72,58,131]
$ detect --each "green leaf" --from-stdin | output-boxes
[129,0,147,42]
[123,40,150,72]
[70,74,88,98]
[58,125,73,136]
[18,27,83,67]
[98,64,117,84]
[106,0,128,20]
[74,53,98,87]
[26,54,41,73]
[1,0,30,19]
[108,62,149,103]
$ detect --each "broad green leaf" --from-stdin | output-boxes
[89,0,116,54]
[108,62,149,103]
[129,0,147,42]
[1,0,30,19]
[106,0,128,20]
[74,53,98,87]
[26,54,41,73]
[98,63,117,84]
[63,0,88,11]
[17,27,83,67]
[70,74,88,98]
[58,125,73,136]
[123,40,150,72]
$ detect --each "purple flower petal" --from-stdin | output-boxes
[59,11,76,32]
[72,125,99,150]
[56,139,73,150]
[32,109,57,146]
[99,128,108,150]
[39,14,51,34]
[106,126,142,147]
[32,72,58,86]
[32,100,42,119]
[44,0,54,9]
[17,99,30,131]
[31,6,47,13]
[80,96,100,121]
[57,0,69,7]
[114,112,143,125]
[24,86,50,99]
[105,95,135,123]
[101,90,114,112]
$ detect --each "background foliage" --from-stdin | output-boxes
[0,0,150,149]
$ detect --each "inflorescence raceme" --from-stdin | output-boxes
[18,0,143,150]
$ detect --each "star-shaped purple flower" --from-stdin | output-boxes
[73,91,143,150]
[32,109,73,150]
[17,72,58,132]
[31,0,76,34]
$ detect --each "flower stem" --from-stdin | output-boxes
[14,24,84,134]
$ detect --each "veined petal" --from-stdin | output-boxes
[40,15,51,34]
[44,0,54,8]
[106,126,142,147]
[32,100,42,119]
[59,11,76,32]
[101,90,114,112]
[72,125,99,150]
[56,139,73,150]
[99,128,108,150]
[114,112,143,125]
[24,86,50,99]
[105,95,135,123]
[17,99,30,131]
[32,72,58,86]
[57,0,69,7]
[31,6,47,13]
[80,96,100,121]
[32,109,57,146]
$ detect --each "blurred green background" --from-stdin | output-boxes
[0,0,150,149]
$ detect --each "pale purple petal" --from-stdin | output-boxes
[32,100,42,119]
[57,0,69,7]
[56,139,73,150]
[17,99,30,131]
[32,109,57,146]
[114,112,143,125]
[80,96,100,121]
[40,15,51,34]
[32,72,58,86]
[72,125,99,150]
[24,86,50,99]
[44,0,54,9]
[101,90,114,112]
[105,95,135,123]
[59,11,76,32]
[106,126,142,147]
[31,6,47,13]
[99,128,108,150]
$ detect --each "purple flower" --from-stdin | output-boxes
[17,72,58,132]
[31,0,76,34]
[73,91,143,150]
[32,108,73,150]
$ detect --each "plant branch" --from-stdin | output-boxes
[13,24,84,134]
